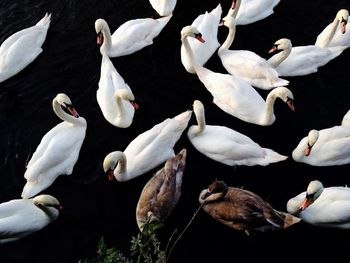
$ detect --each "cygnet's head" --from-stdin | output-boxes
[199,181,229,204]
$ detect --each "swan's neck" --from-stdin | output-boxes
[268,47,291,68]
[193,108,206,134]
[318,17,339,48]
[115,95,125,118]
[114,152,128,182]
[262,91,278,125]
[52,99,80,125]
[181,35,200,71]
[218,25,236,54]
[37,206,58,220]
[101,26,112,54]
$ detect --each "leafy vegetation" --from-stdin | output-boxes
[80,218,166,263]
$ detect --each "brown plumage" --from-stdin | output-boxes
[199,181,300,235]
[136,149,186,231]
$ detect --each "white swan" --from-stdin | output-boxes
[22,93,87,199]
[187,100,287,166]
[136,148,186,231]
[315,9,349,48]
[95,16,172,57]
[231,0,280,26]
[0,13,51,83]
[267,38,346,77]
[292,111,350,166]
[287,180,350,229]
[0,195,61,244]
[218,11,289,90]
[149,0,176,16]
[181,26,295,126]
[103,110,192,182]
[97,55,138,128]
[180,4,222,74]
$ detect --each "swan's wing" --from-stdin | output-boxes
[111,16,171,56]
[190,125,265,165]
[0,29,43,71]
[236,0,280,25]
[277,45,344,76]
[149,0,176,16]
[125,118,172,155]
[0,27,35,54]
[0,201,48,239]
[26,123,64,168]
[315,23,334,47]
[187,4,222,65]
[220,50,279,80]
[25,123,85,180]
[198,70,265,122]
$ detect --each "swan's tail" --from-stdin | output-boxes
[318,46,348,67]
[341,109,350,127]
[263,148,288,164]
[36,12,51,28]
[21,181,43,199]
[271,78,289,88]
[280,212,301,229]
[210,4,223,20]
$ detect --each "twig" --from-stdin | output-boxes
[165,204,203,262]
[164,228,178,254]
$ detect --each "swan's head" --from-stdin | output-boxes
[193,99,205,118]
[95,18,108,45]
[305,129,319,156]
[220,14,237,29]
[199,181,229,204]
[103,151,126,181]
[54,93,79,118]
[337,9,349,34]
[33,195,62,211]
[181,26,205,43]
[273,87,295,111]
[300,180,324,210]
[115,88,139,109]
[268,38,292,54]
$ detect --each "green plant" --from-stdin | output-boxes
[80,217,166,263]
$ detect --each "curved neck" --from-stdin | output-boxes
[268,47,291,68]
[194,107,206,134]
[262,91,278,125]
[115,95,125,117]
[101,25,112,54]
[37,205,59,220]
[52,99,79,125]
[318,17,339,48]
[219,24,236,53]
[181,35,200,71]
[114,152,128,182]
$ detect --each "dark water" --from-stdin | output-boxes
[0,0,349,262]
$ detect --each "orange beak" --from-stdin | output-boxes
[304,144,312,156]
[68,106,79,118]
[108,170,114,181]
[195,35,205,43]
[268,46,278,54]
[287,100,295,111]
[300,196,312,210]
[341,20,347,34]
